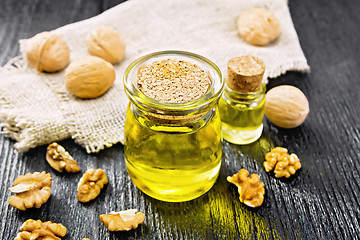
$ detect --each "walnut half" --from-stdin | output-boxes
[227,169,265,208]
[100,209,145,231]
[46,142,80,173]
[77,169,108,202]
[264,147,301,178]
[15,219,67,240]
[8,171,52,211]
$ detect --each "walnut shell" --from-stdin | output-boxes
[25,31,70,72]
[237,8,280,46]
[86,26,126,64]
[265,85,309,128]
[65,56,116,99]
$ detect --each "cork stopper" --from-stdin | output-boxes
[137,58,211,103]
[227,56,265,92]
[136,58,211,124]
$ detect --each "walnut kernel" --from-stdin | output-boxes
[8,171,52,211]
[227,169,265,208]
[263,147,288,172]
[100,209,145,231]
[46,142,80,173]
[77,169,108,202]
[264,147,301,178]
[15,219,67,240]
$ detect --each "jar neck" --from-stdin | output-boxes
[124,50,224,128]
[223,83,265,103]
[131,103,217,132]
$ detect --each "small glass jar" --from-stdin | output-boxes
[219,84,265,144]
[219,56,266,145]
[123,50,224,202]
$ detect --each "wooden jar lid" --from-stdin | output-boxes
[227,56,265,92]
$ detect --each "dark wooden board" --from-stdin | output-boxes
[1,0,360,239]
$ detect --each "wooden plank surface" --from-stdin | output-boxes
[1,0,360,239]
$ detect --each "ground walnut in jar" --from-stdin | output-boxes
[123,51,224,202]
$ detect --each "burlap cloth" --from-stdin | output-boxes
[0,0,309,153]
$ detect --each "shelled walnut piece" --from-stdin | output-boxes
[15,219,67,240]
[24,31,70,72]
[8,171,52,211]
[227,169,265,208]
[264,147,301,178]
[77,168,108,202]
[46,142,80,173]
[100,209,145,231]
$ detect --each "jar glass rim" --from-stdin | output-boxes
[123,50,224,112]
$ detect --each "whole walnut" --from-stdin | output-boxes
[65,56,116,99]
[86,26,126,64]
[237,8,280,46]
[24,31,70,72]
[265,85,309,128]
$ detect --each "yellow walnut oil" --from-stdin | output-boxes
[123,51,224,202]
[219,84,265,145]
[124,105,222,202]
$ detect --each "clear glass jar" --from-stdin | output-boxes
[219,83,265,144]
[123,50,224,202]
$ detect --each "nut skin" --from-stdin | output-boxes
[8,171,52,211]
[65,56,116,99]
[264,147,302,178]
[15,219,67,240]
[227,169,265,208]
[77,168,108,202]
[265,85,310,128]
[25,31,70,72]
[86,26,126,64]
[237,8,280,46]
[46,142,80,173]
[100,209,145,231]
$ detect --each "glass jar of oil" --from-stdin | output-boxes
[219,84,265,144]
[219,56,266,145]
[123,51,224,202]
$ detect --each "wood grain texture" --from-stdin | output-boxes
[1,0,360,239]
